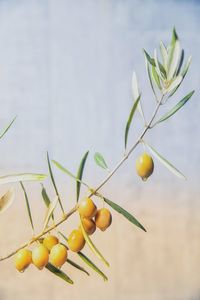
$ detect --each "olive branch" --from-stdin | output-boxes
[0,28,194,283]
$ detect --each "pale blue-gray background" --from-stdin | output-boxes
[0,0,199,186]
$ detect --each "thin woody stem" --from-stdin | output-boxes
[0,205,78,261]
[88,94,164,197]
[0,94,164,262]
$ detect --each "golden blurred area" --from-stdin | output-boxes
[0,184,199,300]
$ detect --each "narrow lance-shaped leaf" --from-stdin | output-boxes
[45,263,73,284]
[77,251,108,281]
[47,152,64,213]
[154,49,164,80]
[160,41,168,69]
[169,55,191,98]
[152,66,162,90]
[52,160,88,187]
[166,75,182,93]
[181,56,192,78]
[58,231,108,281]
[145,58,157,97]
[143,49,156,66]
[144,142,186,180]
[168,41,181,79]
[67,258,89,276]
[94,152,108,170]
[176,49,184,76]
[124,94,141,149]
[167,28,181,80]
[132,71,145,123]
[41,184,50,207]
[143,49,166,78]
[156,90,194,124]
[41,184,54,220]
[20,182,34,232]
[76,151,89,202]
[0,116,17,140]
[103,197,146,232]
[80,217,110,267]
[0,188,15,214]
[42,196,58,231]
[0,173,47,185]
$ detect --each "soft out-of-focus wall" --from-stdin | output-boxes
[0,1,199,299]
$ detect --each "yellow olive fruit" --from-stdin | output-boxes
[80,218,96,235]
[136,152,154,181]
[95,208,112,231]
[68,229,85,252]
[49,244,68,268]
[32,244,49,270]
[43,235,59,251]
[14,248,32,272]
[78,197,97,218]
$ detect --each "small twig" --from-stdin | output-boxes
[88,94,164,198]
[0,205,78,261]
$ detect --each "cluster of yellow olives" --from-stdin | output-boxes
[14,153,153,273]
[14,236,67,272]
[14,197,112,272]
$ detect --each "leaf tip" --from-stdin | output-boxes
[142,226,147,233]
[172,26,178,41]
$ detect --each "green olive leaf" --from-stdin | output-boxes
[166,75,182,93]
[124,94,141,149]
[103,197,146,232]
[143,49,156,66]
[0,188,15,214]
[143,49,166,78]
[52,160,88,187]
[167,28,181,80]
[80,217,110,267]
[45,263,73,284]
[156,90,194,124]
[169,55,191,98]
[58,231,69,243]
[181,56,192,78]
[41,184,54,220]
[154,49,165,80]
[58,231,108,281]
[144,142,186,180]
[176,49,184,76]
[41,184,50,207]
[67,258,89,276]
[0,116,17,140]
[145,58,157,97]
[131,71,145,123]
[94,152,108,170]
[0,173,47,185]
[47,152,64,213]
[42,196,58,231]
[77,251,108,281]
[151,66,162,90]
[160,41,168,69]
[76,151,89,202]
[20,182,34,231]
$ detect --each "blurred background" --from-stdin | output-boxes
[0,0,199,299]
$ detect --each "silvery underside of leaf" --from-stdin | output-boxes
[43,196,59,231]
[0,188,15,214]
[131,71,145,123]
[144,141,186,180]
